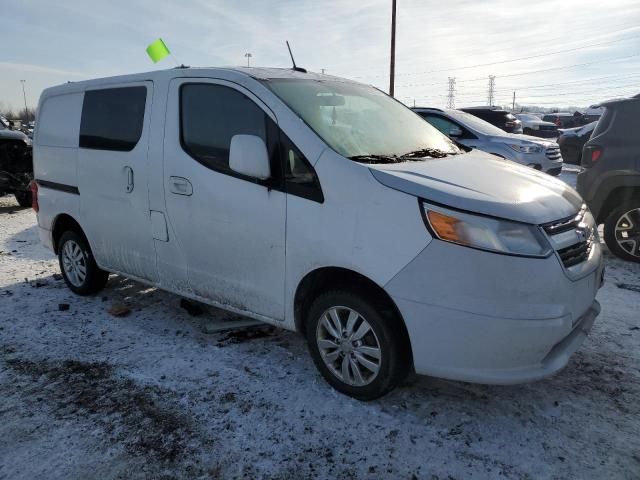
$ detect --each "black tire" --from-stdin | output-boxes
[14,190,32,208]
[603,202,640,263]
[305,290,411,400]
[58,230,109,295]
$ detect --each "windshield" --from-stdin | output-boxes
[516,114,541,122]
[264,79,459,159]
[445,109,509,136]
[579,121,597,136]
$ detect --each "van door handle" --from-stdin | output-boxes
[169,176,193,196]
[125,166,134,193]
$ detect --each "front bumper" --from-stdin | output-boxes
[510,150,562,173]
[385,239,603,384]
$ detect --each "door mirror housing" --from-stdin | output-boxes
[229,134,271,180]
[449,126,463,137]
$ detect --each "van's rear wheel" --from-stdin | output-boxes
[305,290,410,400]
[58,231,109,295]
[604,203,640,263]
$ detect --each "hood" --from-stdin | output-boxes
[0,128,29,142]
[504,133,557,145]
[558,126,581,136]
[483,133,556,147]
[368,150,582,224]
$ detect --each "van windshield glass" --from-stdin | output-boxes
[264,79,460,162]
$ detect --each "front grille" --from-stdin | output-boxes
[542,204,595,269]
[539,125,557,131]
[557,241,592,268]
[545,145,562,160]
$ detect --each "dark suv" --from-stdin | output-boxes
[577,94,640,263]
[0,115,33,207]
[460,107,523,134]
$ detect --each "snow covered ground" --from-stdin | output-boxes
[1,167,639,479]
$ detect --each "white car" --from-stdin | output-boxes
[32,68,603,399]
[515,113,559,138]
[414,108,563,175]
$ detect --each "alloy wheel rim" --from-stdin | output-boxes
[614,208,640,258]
[62,240,87,287]
[316,306,382,387]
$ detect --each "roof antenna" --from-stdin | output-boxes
[286,41,307,73]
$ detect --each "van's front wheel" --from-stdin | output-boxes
[58,231,109,295]
[305,291,410,400]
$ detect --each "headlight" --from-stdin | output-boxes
[421,202,552,257]
[509,144,541,154]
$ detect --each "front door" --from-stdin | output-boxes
[77,83,156,282]
[161,78,286,320]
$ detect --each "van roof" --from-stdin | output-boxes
[39,66,357,98]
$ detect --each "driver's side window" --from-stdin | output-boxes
[421,114,475,140]
[421,114,457,135]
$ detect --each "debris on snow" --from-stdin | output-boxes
[107,303,131,317]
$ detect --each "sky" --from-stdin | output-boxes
[1,0,639,113]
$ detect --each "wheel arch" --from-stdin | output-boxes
[293,266,413,363]
[51,213,88,254]
[595,179,640,224]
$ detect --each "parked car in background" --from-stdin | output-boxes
[542,113,576,128]
[413,107,563,175]
[515,113,558,138]
[0,114,33,206]
[32,67,602,399]
[557,122,596,165]
[577,94,640,263]
[542,112,593,129]
[460,107,523,134]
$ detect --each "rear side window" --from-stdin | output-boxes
[592,109,613,138]
[180,84,270,174]
[37,93,84,147]
[79,87,146,151]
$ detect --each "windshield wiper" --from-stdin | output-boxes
[399,148,454,159]
[349,154,402,164]
[350,147,458,164]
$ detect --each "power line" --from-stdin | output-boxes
[401,35,640,77]
[347,27,640,80]
[497,72,640,91]
[397,53,640,88]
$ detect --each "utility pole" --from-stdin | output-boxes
[20,80,28,118]
[389,0,397,97]
[512,91,516,111]
[487,75,496,107]
[244,52,252,67]
[447,77,456,108]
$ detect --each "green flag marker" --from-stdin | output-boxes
[146,38,170,63]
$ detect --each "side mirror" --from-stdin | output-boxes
[449,126,463,137]
[229,134,271,180]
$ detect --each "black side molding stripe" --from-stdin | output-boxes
[36,179,80,195]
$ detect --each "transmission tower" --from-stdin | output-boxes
[487,75,496,107]
[447,77,456,108]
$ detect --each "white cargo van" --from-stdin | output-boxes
[33,67,603,399]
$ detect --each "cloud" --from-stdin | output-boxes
[0,62,88,77]
[1,0,639,109]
